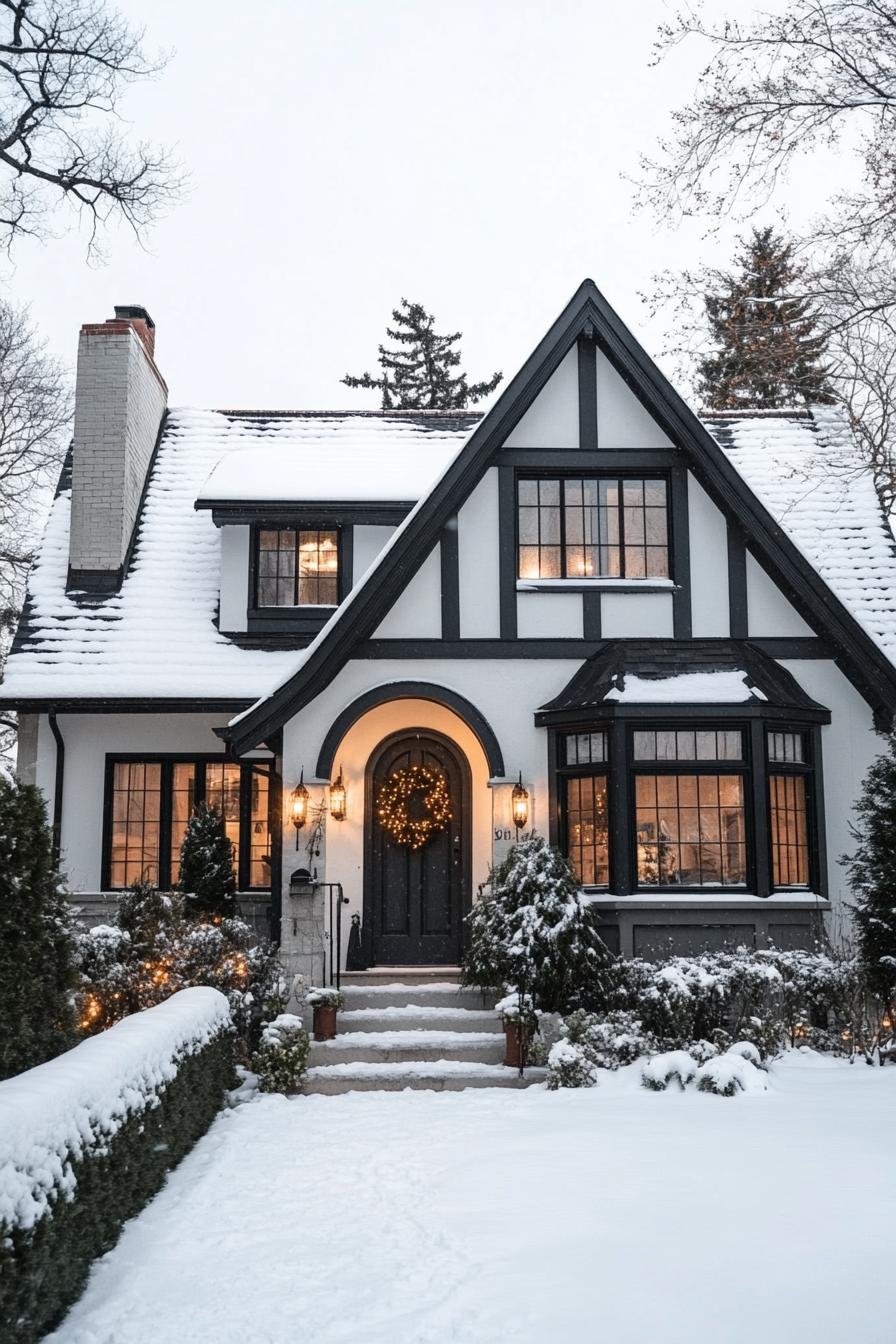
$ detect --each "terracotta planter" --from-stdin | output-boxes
[503,1020,530,1069]
[313,1003,338,1041]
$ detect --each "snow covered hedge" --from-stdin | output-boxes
[0,987,234,1343]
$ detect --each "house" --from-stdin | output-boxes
[5,280,896,987]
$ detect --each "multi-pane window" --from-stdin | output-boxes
[517,477,669,581]
[257,528,339,607]
[106,759,273,892]
[634,729,747,887]
[560,730,609,887]
[768,731,811,888]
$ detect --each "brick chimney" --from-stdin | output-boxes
[68,305,168,592]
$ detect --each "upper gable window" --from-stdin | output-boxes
[517,476,669,581]
[256,528,340,607]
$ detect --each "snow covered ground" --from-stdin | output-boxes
[48,1052,896,1344]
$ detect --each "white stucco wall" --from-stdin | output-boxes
[595,351,673,448]
[778,658,883,932]
[458,470,500,637]
[354,524,395,586]
[746,552,814,636]
[219,525,250,631]
[374,544,442,638]
[687,473,730,636]
[504,346,579,448]
[601,591,674,637]
[33,713,247,891]
[517,591,583,638]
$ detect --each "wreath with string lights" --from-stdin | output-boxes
[376,764,452,850]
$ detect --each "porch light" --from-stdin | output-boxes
[329,766,347,822]
[291,771,309,848]
[512,773,529,830]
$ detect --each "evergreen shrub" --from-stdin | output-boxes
[0,989,234,1343]
[252,1013,310,1092]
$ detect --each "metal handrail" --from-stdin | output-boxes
[320,882,349,989]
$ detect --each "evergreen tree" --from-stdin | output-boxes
[463,836,614,1013]
[343,299,502,410]
[697,227,836,410]
[178,803,237,919]
[0,773,77,1079]
[843,735,896,1005]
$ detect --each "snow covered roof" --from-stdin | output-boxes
[194,410,474,506]
[0,409,475,702]
[704,407,896,666]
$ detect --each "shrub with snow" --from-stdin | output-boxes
[641,1050,698,1092]
[305,987,345,1009]
[463,836,614,1013]
[695,1052,769,1097]
[0,774,79,1079]
[0,988,233,1343]
[252,1013,310,1093]
[726,1040,764,1069]
[178,802,237,919]
[546,1038,599,1090]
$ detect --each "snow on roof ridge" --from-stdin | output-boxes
[208,407,483,420]
[701,406,813,420]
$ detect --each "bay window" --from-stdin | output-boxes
[106,757,273,892]
[768,731,811,888]
[559,731,610,887]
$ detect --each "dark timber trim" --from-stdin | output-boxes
[224,278,896,753]
[48,712,64,865]
[498,466,517,640]
[582,592,602,640]
[496,448,676,470]
[577,334,598,452]
[810,723,829,900]
[314,681,506,780]
[727,522,748,639]
[669,465,691,639]
[206,502,412,527]
[748,719,772,898]
[440,521,460,640]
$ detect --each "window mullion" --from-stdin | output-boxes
[559,479,567,579]
[618,478,626,579]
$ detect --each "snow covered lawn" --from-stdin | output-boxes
[49,1053,896,1344]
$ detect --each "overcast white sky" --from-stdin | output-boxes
[3,0,829,409]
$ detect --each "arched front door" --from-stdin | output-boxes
[365,730,470,966]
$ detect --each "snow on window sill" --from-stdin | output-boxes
[516,578,676,592]
[583,891,829,907]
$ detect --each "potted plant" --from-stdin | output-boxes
[496,991,539,1069]
[306,986,344,1041]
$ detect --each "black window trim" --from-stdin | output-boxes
[764,724,817,893]
[556,727,612,891]
[251,522,347,613]
[102,754,274,893]
[515,470,672,584]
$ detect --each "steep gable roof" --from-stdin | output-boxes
[226,279,896,752]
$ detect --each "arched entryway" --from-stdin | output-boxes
[364,729,471,966]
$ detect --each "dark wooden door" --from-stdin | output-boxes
[366,732,469,966]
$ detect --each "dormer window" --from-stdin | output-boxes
[256,527,340,607]
[517,476,669,580]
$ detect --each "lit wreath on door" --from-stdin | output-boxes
[376,764,452,850]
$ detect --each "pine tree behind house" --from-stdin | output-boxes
[343,299,502,410]
[0,774,78,1079]
[178,803,237,920]
[697,228,836,411]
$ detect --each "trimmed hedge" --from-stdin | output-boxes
[0,992,234,1343]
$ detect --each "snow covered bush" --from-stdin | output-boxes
[546,1038,599,1089]
[252,1013,310,1093]
[695,1052,769,1097]
[641,1050,698,1092]
[305,987,345,1009]
[463,836,614,1012]
[0,774,79,1079]
[0,988,233,1343]
[78,882,286,1054]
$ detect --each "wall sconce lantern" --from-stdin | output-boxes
[291,771,310,849]
[511,773,529,830]
[329,766,347,822]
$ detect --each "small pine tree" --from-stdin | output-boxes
[463,835,614,1013]
[697,227,836,410]
[843,735,896,1005]
[178,803,237,919]
[0,773,78,1079]
[343,299,502,410]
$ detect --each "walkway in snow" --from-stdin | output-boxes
[49,1053,896,1344]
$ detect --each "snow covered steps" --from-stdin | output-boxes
[300,983,546,1094]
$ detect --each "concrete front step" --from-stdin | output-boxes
[302,1061,547,1095]
[339,1006,499,1034]
[309,1030,504,1067]
[341,966,463,986]
[340,984,493,1012]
